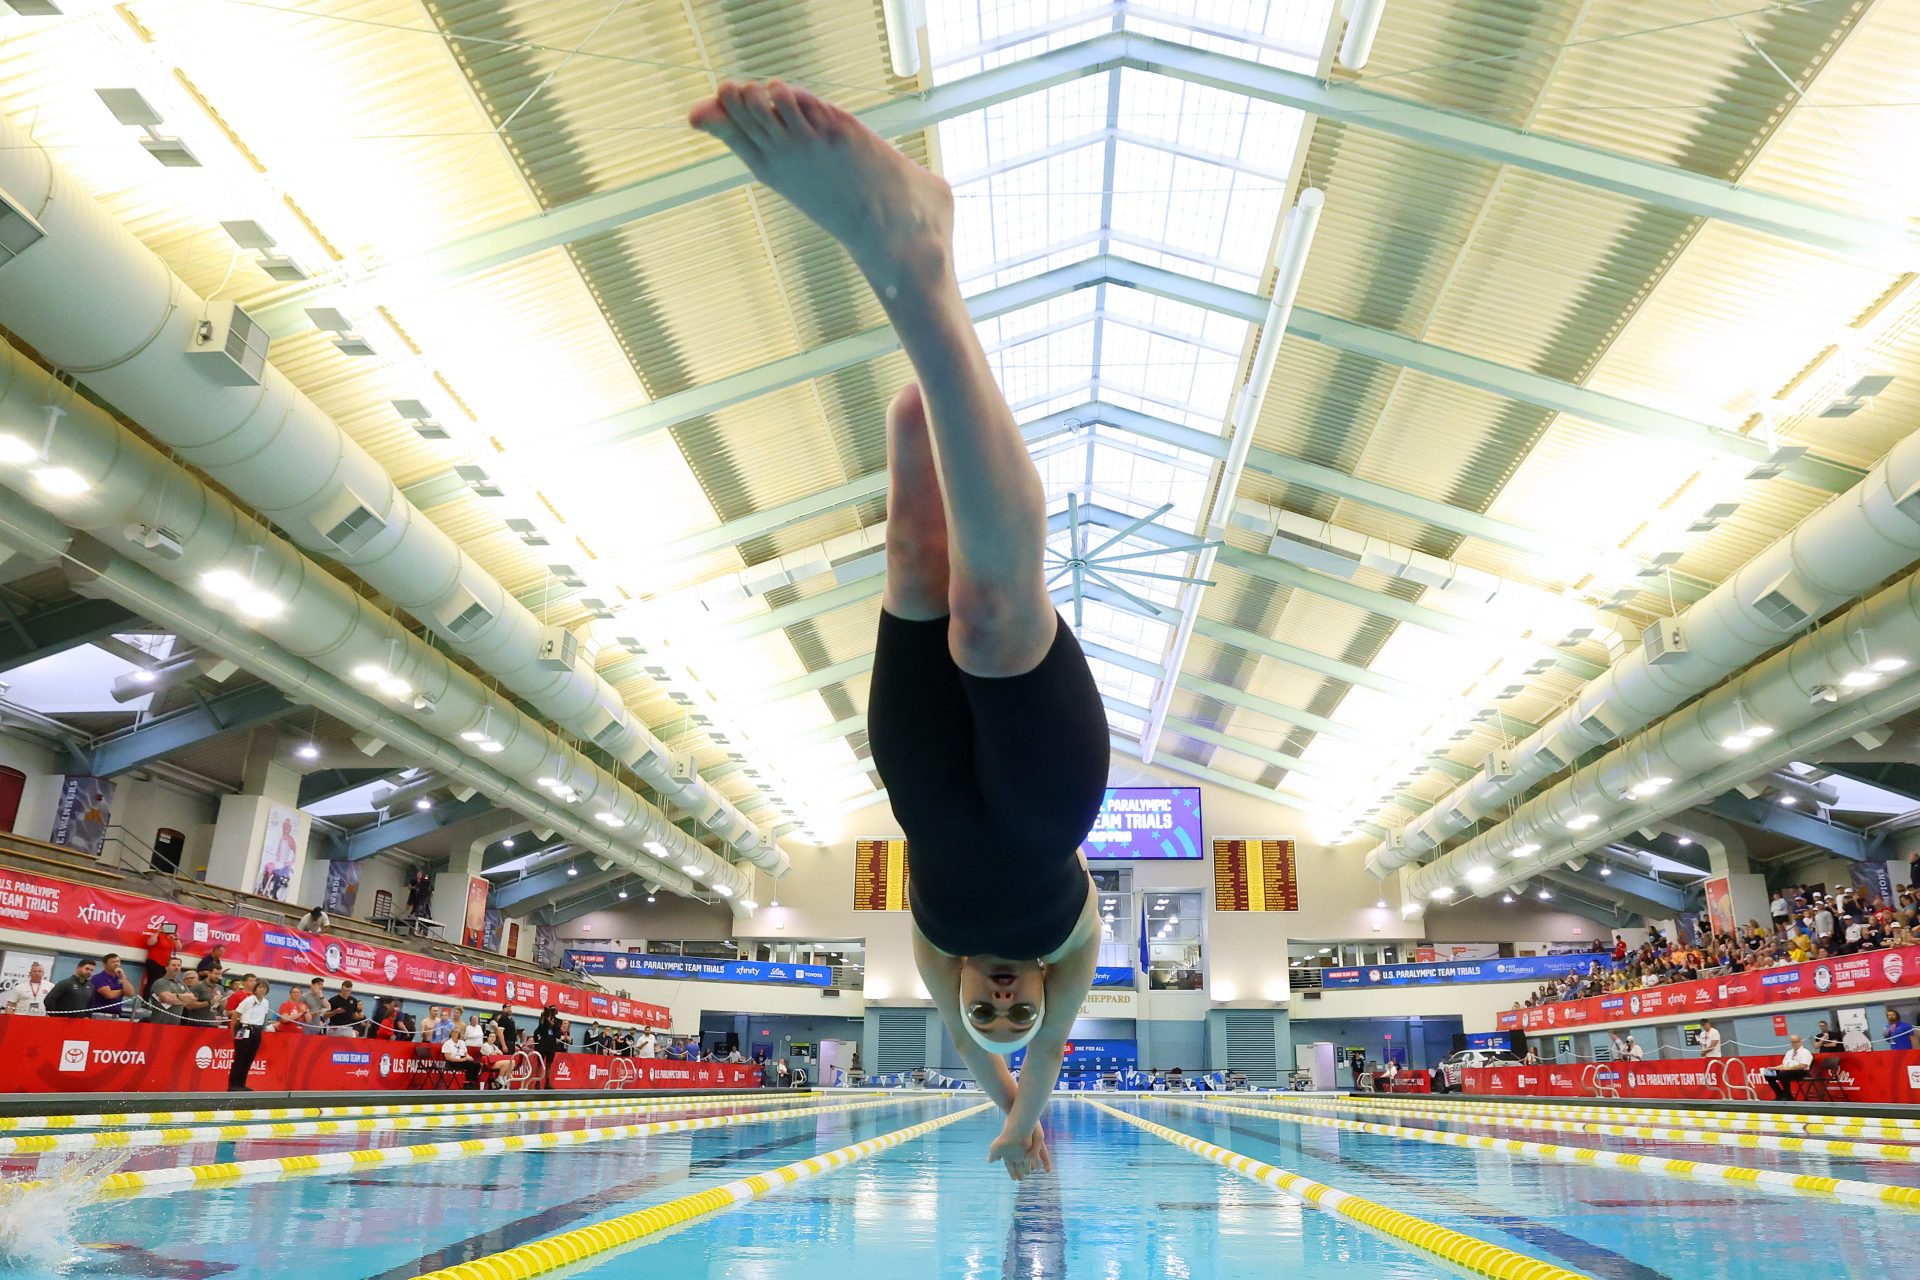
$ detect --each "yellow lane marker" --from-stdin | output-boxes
[1314,1093,1920,1140]
[0,1090,839,1134]
[1084,1099,1590,1280]
[1165,1096,1920,1208]
[416,1102,992,1280]
[1238,1095,1920,1164]
[0,1092,847,1157]
[0,1094,934,1201]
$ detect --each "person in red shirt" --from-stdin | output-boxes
[275,990,308,1032]
[1612,936,1628,964]
[223,974,252,1022]
[141,922,177,997]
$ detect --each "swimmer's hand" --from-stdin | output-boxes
[987,1125,1051,1181]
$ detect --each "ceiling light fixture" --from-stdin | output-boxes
[566,866,578,877]
[296,742,319,760]
[617,889,628,899]
[414,797,432,812]
[1599,864,1612,876]
[1537,887,1553,900]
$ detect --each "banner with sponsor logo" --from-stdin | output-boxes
[547,1055,759,1091]
[0,1017,755,1094]
[1464,1050,1920,1105]
[1496,945,1920,1033]
[50,776,114,856]
[0,865,666,1027]
[1093,966,1135,988]
[566,949,830,987]
[1323,953,1612,989]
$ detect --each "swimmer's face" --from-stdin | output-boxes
[958,958,1045,1045]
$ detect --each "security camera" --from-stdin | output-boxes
[1810,684,1839,705]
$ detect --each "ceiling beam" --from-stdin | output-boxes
[0,596,139,675]
[1559,863,1687,913]
[490,858,601,910]
[85,682,297,777]
[326,795,496,862]
[543,876,643,925]
[260,29,1915,339]
[1702,792,1871,861]
[297,766,394,808]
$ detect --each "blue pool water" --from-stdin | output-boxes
[4,1092,1917,1279]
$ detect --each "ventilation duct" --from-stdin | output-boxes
[0,337,747,900]
[0,120,785,876]
[1370,420,1920,878]
[1403,566,1920,903]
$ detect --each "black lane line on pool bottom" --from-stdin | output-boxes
[360,1129,820,1280]
[1209,1114,1677,1280]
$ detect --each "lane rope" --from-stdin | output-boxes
[1163,1096,1920,1207]
[1306,1093,1920,1140]
[1083,1099,1590,1280]
[0,1093,936,1201]
[413,1101,992,1280]
[0,1089,834,1134]
[1243,1095,1920,1164]
[0,1091,854,1157]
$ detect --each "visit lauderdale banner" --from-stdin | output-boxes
[0,865,667,1027]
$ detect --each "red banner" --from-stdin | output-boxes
[0,865,667,1026]
[548,1055,760,1091]
[1495,946,1920,1034]
[1463,1050,1920,1105]
[0,1017,756,1094]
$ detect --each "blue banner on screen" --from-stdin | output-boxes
[565,950,830,986]
[1078,787,1203,860]
[1320,954,1612,989]
[1012,1039,1137,1071]
[1093,966,1135,988]
[1465,1032,1516,1052]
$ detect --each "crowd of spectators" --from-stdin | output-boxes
[1520,882,1920,1009]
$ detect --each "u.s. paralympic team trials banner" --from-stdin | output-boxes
[1462,1049,1920,1106]
[0,1016,757,1094]
[567,949,830,986]
[1496,945,1920,1033]
[1079,788,1203,860]
[0,864,668,1027]
[1323,953,1613,989]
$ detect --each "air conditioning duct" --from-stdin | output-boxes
[0,117,785,876]
[0,336,749,900]
[1369,414,1920,877]
[1402,564,1920,902]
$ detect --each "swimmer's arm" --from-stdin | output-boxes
[913,922,1017,1113]
[991,895,1101,1153]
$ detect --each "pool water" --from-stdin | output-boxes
[4,1092,1916,1279]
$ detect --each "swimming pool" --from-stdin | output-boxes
[3,1090,1915,1279]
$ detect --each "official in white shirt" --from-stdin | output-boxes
[227,976,271,1091]
[1762,1035,1814,1100]
[1697,1019,1722,1058]
[2,963,52,1016]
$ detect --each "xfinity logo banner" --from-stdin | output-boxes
[566,950,832,987]
[75,904,126,929]
[1319,954,1612,989]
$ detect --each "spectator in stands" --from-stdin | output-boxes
[1697,1019,1722,1058]
[441,1016,482,1087]
[195,944,226,977]
[404,868,434,920]
[1763,1035,1814,1100]
[425,1006,452,1043]
[146,957,191,1025]
[299,978,328,1034]
[296,905,331,933]
[228,976,269,1091]
[90,954,134,1018]
[1884,1009,1915,1051]
[140,922,176,996]
[181,968,221,1026]
[3,961,52,1016]
[327,980,364,1036]
[45,961,96,1019]
[275,985,309,1032]
[1520,1047,1540,1066]
[367,997,402,1040]
[394,1007,418,1042]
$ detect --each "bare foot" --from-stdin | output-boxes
[690,79,954,292]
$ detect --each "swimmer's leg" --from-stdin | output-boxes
[880,381,950,622]
[691,80,1054,678]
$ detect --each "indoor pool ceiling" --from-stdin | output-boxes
[0,0,1916,862]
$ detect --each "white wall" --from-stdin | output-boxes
[1301,980,1536,1034]
[0,726,219,866]
[1424,898,1612,951]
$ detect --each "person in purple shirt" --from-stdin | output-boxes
[1884,1009,1915,1051]
[89,953,134,1018]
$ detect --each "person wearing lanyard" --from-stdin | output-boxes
[228,977,270,1091]
[3,962,52,1015]
[1885,1009,1916,1051]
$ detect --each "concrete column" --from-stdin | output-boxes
[1665,812,1770,933]
[205,734,311,904]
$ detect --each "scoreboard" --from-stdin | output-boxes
[1212,838,1298,912]
[853,838,910,911]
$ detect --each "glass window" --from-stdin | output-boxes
[1144,890,1203,989]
